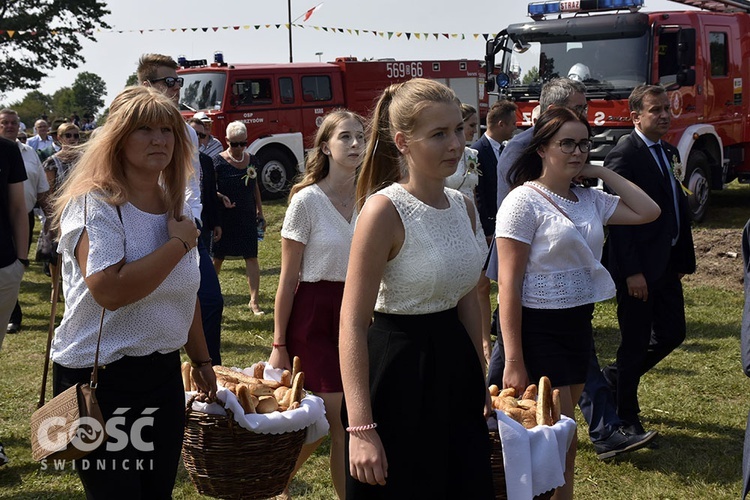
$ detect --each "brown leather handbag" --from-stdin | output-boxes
[30,254,108,461]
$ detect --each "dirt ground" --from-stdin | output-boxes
[683,227,745,292]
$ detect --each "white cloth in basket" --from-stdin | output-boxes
[186,363,329,444]
[495,410,577,499]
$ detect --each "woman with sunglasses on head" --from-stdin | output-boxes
[212,121,266,315]
[496,106,659,499]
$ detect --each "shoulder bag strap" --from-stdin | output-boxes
[525,183,573,222]
[37,195,107,408]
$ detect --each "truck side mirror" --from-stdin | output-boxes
[676,68,696,87]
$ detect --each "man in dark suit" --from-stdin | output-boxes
[472,100,517,242]
[603,85,696,436]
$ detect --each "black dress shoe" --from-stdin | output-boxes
[6,323,19,334]
[593,426,658,460]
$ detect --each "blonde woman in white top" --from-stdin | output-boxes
[496,107,659,499]
[270,109,365,499]
[340,80,493,498]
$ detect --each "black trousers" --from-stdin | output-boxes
[608,269,686,423]
[53,350,185,500]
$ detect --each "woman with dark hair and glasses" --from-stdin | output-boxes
[212,120,266,315]
[496,106,659,499]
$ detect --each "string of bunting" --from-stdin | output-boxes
[0,24,497,41]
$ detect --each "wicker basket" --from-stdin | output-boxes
[490,429,554,500]
[182,399,306,500]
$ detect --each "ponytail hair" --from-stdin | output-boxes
[357,78,457,210]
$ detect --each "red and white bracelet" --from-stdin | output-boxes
[346,423,378,433]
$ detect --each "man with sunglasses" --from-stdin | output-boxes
[193,112,223,159]
[137,53,225,365]
[0,109,50,335]
[486,78,657,460]
[602,85,695,442]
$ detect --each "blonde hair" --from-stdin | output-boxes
[356,78,457,210]
[56,122,79,138]
[52,86,193,229]
[289,109,365,200]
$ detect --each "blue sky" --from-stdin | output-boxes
[2,0,694,108]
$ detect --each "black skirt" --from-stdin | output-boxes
[521,303,595,387]
[344,308,494,500]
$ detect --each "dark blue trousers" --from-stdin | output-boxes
[197,225,223,366]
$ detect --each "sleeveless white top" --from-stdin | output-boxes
[281,183,356,283]
[370,183,484,315]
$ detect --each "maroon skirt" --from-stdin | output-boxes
[286,280,344,393]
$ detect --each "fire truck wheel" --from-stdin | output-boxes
[256,148,296,200]
[685,150,711,222]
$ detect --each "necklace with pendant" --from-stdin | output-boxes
[325,177,355,208]
[226,149,245,163]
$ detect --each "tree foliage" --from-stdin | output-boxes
[522,66,540,85]
[72,71,106,116]
[0,0,111,92]
[4,71,107,127]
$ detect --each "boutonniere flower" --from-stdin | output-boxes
[670,155,692,195]
[465,149,481,176]
[242,166,257,186]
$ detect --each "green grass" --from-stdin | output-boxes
[1,184,750,499]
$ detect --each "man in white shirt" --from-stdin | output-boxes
[26,119,58,153]
[0,109,50,334]
[138,53,224,365]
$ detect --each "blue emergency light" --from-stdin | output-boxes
[528,0,643,17]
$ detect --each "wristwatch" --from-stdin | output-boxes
[18,258,30,268]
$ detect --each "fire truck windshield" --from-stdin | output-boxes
[179,72,227,112]
[509,34,649,98]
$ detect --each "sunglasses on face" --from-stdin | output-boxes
[229,141,247,148]
[555,139,593,154]
[63,133,80,139]
[149,76,184,88]
[196,132,207,139]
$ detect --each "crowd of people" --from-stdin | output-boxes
[0,51,714,498]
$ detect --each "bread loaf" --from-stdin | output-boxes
[291,356,302,383]
[536,376,553,426]
[256,395,279,414]
[290,371,305,405]
[522,384,538,401]
[181,362,192,392]
[551,388,561,423]
[253,363,265,379]
[281,370,292,388]
[237,384,257,414]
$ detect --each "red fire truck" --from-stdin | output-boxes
[485,0,750,220]
[178,56,488,198]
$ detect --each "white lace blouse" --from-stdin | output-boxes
[495,182,620,309]
[371,183,484,315]
[51,194,200,368]
[281,183,356,283]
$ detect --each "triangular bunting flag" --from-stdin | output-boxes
[482,33,489,41]
[415,33,421,39]
[7,30,13,38]
[396,32,402,38]
[406,32,411,40]
[443,33,449,39]
[355,29,359,35]
[387,32,393,39]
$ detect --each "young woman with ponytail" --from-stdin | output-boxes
[339,79,493,498]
